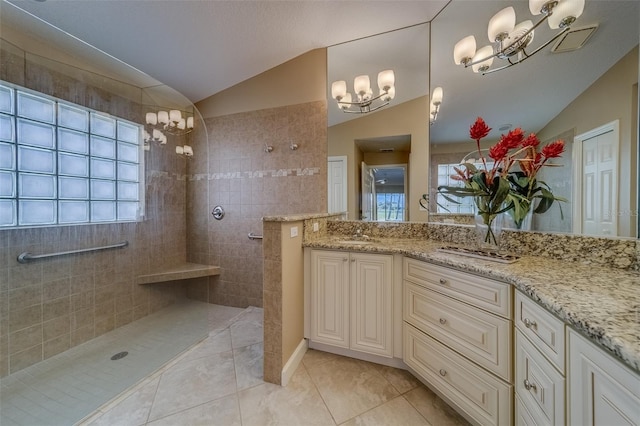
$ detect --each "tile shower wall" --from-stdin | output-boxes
[0,43,193,377]
[187,101,327,308]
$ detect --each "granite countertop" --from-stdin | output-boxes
[305,236,640,373]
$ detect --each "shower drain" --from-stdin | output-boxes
[110,351,128,361]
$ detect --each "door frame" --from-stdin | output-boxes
[572,120,619,235]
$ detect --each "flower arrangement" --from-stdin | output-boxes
[437,117,566,245]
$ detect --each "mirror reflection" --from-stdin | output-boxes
[327,23,430,222]
[429,0,638,238]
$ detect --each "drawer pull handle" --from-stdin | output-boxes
[439,278,447,285]
[523,318,537,329]
[439,369,447,377]
[343,258,348,262]
[524,379,537,392]
[439,318,447,325]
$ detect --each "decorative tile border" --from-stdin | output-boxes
[189,167,321,181]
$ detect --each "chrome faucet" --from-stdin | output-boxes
[353,228,370,240]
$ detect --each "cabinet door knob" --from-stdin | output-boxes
[439,318,447,325]
[439,369,447,377]
[439,278,447,285]
[523,318,537,329]
[524,379,537,392]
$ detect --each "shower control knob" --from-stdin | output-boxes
[212,205,225,220]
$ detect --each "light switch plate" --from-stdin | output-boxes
[290,226,298,238]
[313,222,319,232]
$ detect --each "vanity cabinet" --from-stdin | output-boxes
[514,291,566,426]
[308,249,394,358]
[567,329,640,426]
[402,258,513,426]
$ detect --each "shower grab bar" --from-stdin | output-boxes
[248,233,263,240]
[17,241,129,264]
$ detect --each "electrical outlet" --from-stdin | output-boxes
[313,222,319,232]
[290,226,298,238]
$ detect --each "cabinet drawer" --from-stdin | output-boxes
[403,258,511,318]
[404,323,512,426]
[515,330,565,426]
[404,281,512,381]
[515,291,565,372]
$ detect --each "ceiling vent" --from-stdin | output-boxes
[551,24,598,53]
[379,148,394,153]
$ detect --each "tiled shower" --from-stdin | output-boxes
[1,32,328,381]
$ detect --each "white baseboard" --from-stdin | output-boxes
[281,339,308,386]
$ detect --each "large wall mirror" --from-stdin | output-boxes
[429,0,639,239]
[327,23,430,222]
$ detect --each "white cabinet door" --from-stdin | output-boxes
[568,329,640,426]
[310,250,350,348]
[350,253,393,357]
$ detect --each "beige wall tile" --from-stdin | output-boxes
[10,324,42,354]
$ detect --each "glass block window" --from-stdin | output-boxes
[0,82,144,228]
[436,162,492,214]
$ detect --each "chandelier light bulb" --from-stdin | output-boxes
[177,118,186,130]
[431,86,443,105]
[157,111,169,124]
[513,20,534,44]
[182,145,193,156]
[488,6,516,42]
[338,92,352,110]
[529,0,551,15]
[472,45,495,73]
[548,0,584,29]
[176,146,184,155]
[186,116,194,129]
[145,112,157,125]
[169,110,181,123]
[377,70,395,91]
[454,35,477,65]
[331,80,347,100]
[152,129,163,140]
[353,75,371,97]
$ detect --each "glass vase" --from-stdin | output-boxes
[475,213,503,250]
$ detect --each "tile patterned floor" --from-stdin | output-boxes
[81,306,470,426]
[0,300,245,426]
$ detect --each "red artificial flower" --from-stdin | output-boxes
[500,128,524,149]
[541,139,565,158]
[521,133,540,148]
[469,117,491,140]
[488,141,509,162]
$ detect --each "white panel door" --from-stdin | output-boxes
[310,250,350,348]
[575,122,619,236]
[350,253,393,357]
[328,156,347,214]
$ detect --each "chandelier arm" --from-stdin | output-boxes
[480,25,570,74]
[465,12,552,68]
[337,90,389,107]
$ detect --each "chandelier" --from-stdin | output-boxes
[144,109,194,144]
[331,70,396,113]
[453,0,586,74]
[429,86,443,125]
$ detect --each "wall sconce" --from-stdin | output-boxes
[429,86,443,125]
[176,145,193,157]
[331,69,395,114]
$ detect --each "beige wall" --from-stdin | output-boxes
[538,45,638,238]
[197,49,327,119]
[328,96,429,222]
